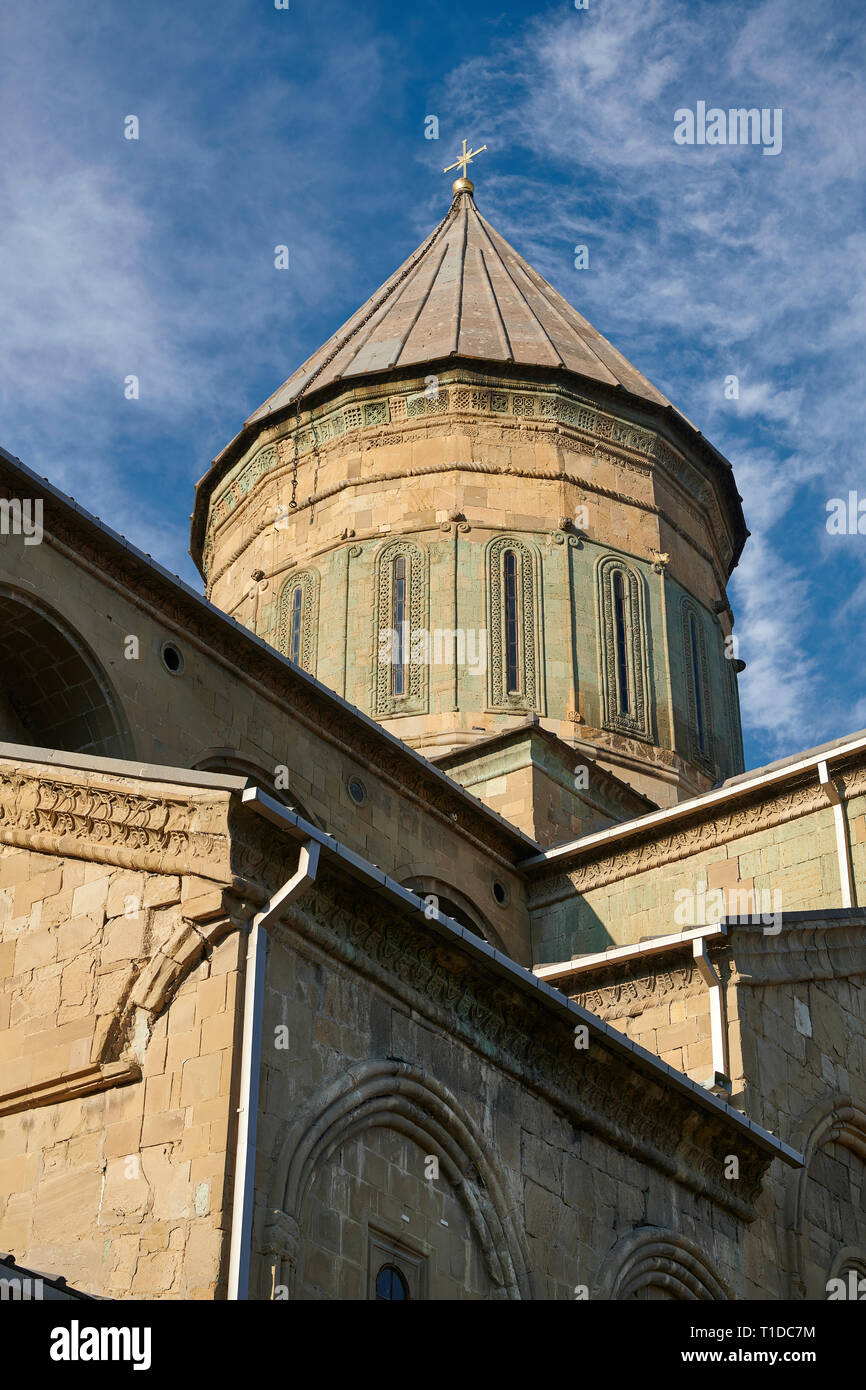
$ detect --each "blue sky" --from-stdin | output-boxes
[1,0,864,772]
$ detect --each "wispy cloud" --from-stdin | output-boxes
[0,0,391,578]
[436,0,866,763]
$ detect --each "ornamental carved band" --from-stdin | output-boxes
[681,598,715,773]
[277,569,319,675]
[486,536,540,712]
[374,538,429,716]
[596,555,652,740]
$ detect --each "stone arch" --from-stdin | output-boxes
[261,1059,530,1300]
[595,553,652,741]
[594,1227,730,1301]
[828,1247,866,1284]
[787,1095,866,1299]
[0,585,132,758]
[399,874,506,951]
[485,535,543,712]
[192,749,321,825]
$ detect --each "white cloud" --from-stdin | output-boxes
[438,0,866,759]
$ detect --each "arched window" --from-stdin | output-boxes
[486,537,540,710]
[596,557,651,739]
[374,539,428,716]
[375,1265,409,1300]
[681,600,714,771]
[688,614,705,754]
[391,554,407,697]
[288,584,302,665]
[277,569,319,674]
[504,550,520,694]
[612,570,630,716]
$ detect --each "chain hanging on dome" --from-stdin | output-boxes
[290,399,300,509]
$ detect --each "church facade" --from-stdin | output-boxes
[0,176,864,1301]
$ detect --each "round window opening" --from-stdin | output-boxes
[375,1264,409,1300]
[491,878,510,907]
[347,776,367,806]
[161,642,184,676]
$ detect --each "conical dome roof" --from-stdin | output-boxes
[193,186,745,575]
[247,189,673,425]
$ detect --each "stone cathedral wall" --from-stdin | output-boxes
[0,839,243,1298]
[563,915,866,1302]
[0,762,799,1303]
[252,866,787,1302]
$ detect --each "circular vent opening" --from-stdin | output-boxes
[161,642,184,676]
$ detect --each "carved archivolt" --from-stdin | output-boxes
[595,554,652,741]
[786,1095,866,1299]
[0,871,242,1118]
[594,1226,730,1300]
[260,1060,531,1300]
[486,536,543,712]
[276,569,319,675]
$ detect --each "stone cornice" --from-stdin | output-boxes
[726,913,866,986]
[528,767,846,907]
[191,358,746,576]
[0,762,233,878]
[200,368,736,595]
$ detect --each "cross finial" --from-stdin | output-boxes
[444,138,487,196]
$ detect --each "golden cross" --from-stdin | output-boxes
[444,138,487,181]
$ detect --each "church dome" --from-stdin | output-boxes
[191,184,748,824]
[246,189,675,420]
